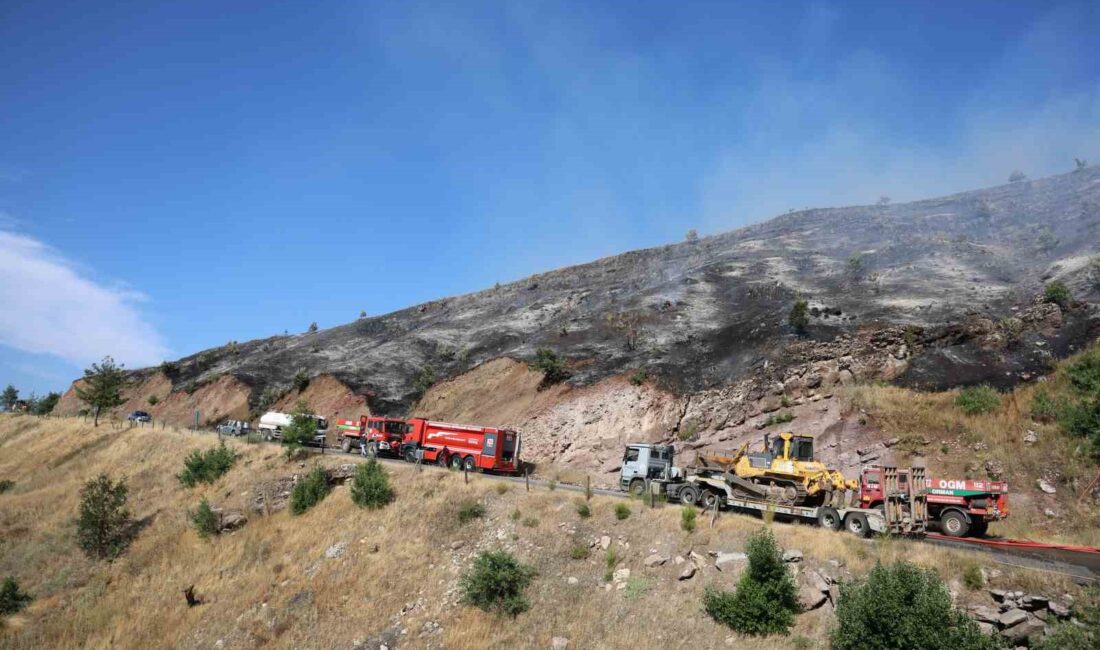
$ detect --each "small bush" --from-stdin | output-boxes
[629,368,647,386]
[177,442,239,487]
[510,508,521,521]
[529,348,569,388]
[789,297,809,333]
[147,394,159,406]
[955,385,1001,415]
[1044,281,1072,308]
[308,322,318,334]
[293,368,311,392]
[677,421,699,441]
[681,506,697,533]
[575,500,591,518]
[460,551,536,618]
[1030,389,1058,423]
[350,459,395,509]
[190,498,219,539]
[704,527,798,636]
[413,365,436,396]
[494,483,509,495]
[76,473,133,560]
[569,545,589,560]
[831,561,1002,650]
[1066,349,1100,395]
[0,577,32,615]
[282,400,318,450]
[763,412,795,427]
[0,479,13,494]
[521,516,539,528]
[624,576,650,600]
[604,547,620,581]
[685,228,699,241]
[289,466,331,516]
[457,500,485,524]
[614,503,631,520]
[962,564,984,590]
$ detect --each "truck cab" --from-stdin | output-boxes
[619,444,681,496]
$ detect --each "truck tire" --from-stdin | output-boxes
[629,479,646,498]
[940,511,970,537]
[404,448,417,463]
[450,455,463,471]
[845,512,871,538]
[678,486,700,506]
[463,455,476,472]
[341,438,351,454]
[818,507,842,531]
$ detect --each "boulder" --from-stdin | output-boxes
[1000,616,1046,645]
[644,554,668,568]
[551,637,569,650]
[714,552,748,570]
[1048,600,1070,618]
[612,568,630,583]
[599,536,612,550]
[218,510,248,532]
[678,565,696,581]
[969,606,1000,624]
[325,542,347,559]
[782,549,804,563]
[798,584,828,611]
[998,608,1028,628]
[1024,430,1038,445]
[1037,479,1057,494]
[1020,595,1048,611]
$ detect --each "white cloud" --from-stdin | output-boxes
[0,230,169,369]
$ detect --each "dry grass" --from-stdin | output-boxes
[842,347,1100,546]
[0,415,1090,649]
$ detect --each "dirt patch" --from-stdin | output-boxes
[271,374,370,425]
[151,374,251,427]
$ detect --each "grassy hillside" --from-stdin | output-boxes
[0,416,1091,648]
[845,342,1100,545]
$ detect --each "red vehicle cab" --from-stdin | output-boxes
[400,417,521,473]
[860,466,1008,537]
[336,416,409,455]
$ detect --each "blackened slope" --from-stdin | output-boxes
[161,168,1100,412]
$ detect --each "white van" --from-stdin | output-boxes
[257,411,328,446]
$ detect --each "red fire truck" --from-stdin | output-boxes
[860,466,1008,537]
[399,417,521,474]
[335,416,410,456]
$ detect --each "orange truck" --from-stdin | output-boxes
[399,418,522,473]
[860,466,1008,537]
[335,416,409,456]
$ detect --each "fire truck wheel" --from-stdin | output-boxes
[969,520,988,537]
[940,511,970,537]
[463,456,476,472]
[405,448,416,463]
[817,507,842,531]
[450,455,464,471]
[845,512,871,538]
[678,486,700,506]
[340,438,351,454]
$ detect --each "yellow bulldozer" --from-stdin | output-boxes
[694,432,857,507]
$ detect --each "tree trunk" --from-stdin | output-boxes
[93,406,100,427]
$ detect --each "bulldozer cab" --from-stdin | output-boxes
[752,432,814,468]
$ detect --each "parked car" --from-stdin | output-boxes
[216,420,250,436]
[127,411,152,423]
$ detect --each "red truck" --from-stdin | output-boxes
[860,466,1008,537]
[336,416,410,456]
[399,417,521,474]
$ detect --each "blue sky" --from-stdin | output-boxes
[1,1,1098,396]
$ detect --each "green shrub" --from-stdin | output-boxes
[681,506,697,533]
[177,442,239,487]
[604,547,620,581]
[147,394,159,406]
[789,297,809,333]
[413,365,436,396]
[529,348,568,387]
[575,500,591,518]
[0,577,32,615]
[350,459,395,509]
[190,498,219,539]
[569,545,589,560]
[457,500,485,524]
[614,503,631,520]
[629,368,648,386]
[1057,400,1100,458]
[0,479,13,494]
[1030,389,1058,423]
[282,400,318,450]
[510,508,521,521]
[494,483,509,495]
[831,561,1002,650]
[962,564,984,590]
[460,551,536,618]
[76,473,133,560]
[521,516,539,528]
[289,467,331,516]
[703,527,798,636]
[677,421,699,441]
[1044,281,1072,308]
[955,385,1001,415]
[624,576,650,600]
[1066,349,1100,395]
[763,412,795,427]
[1034,588,1098,650]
